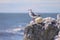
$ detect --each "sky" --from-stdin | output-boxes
[0,0,60,13]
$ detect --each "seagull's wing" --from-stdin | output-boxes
[31,12,37,16]
[34,12,40,16]
[28,10,40,18]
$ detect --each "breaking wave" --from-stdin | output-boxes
[0,25,25,36]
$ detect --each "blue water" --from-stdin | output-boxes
[0,13,57,40]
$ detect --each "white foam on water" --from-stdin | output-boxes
[0,26,24,36]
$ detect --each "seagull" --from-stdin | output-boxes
[28,9,40,19]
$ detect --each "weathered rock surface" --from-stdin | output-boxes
[24,23,59,40]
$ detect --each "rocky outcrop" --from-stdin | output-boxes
[24,23,59,40]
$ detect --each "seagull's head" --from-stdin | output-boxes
[28,9,32,12]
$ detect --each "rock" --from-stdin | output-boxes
[44,24,59,40]
[24,23,59,40]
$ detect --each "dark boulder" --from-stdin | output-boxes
[24,23,59,40]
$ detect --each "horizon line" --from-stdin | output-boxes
[0,12,59,14]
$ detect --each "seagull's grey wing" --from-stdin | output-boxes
[29,12,34,18]
[31,12,37,16]
[29,11,40,18]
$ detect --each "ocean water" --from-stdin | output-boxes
[0,13,57,40]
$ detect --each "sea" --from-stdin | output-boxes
[0,13,58,40]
